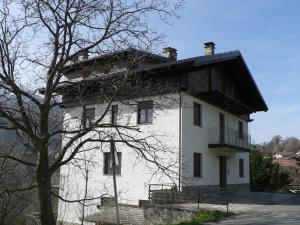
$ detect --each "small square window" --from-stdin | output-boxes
[193,102,202,126]
[104,151,122,175]
[82,107,95,128]
[137,101,153,124]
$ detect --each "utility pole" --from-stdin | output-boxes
[110,138,120,225]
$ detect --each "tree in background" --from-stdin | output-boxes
[0,142,36,225]
[262,135,300,153]
[250,146,291,192]
[282,137,300,153]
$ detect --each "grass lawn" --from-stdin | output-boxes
[168,210,234,225]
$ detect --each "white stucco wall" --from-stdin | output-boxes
[180,93,250,187]
[57,94,180,224]
[57,91,251,224]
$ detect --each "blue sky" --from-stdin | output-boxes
[160,0,300,143]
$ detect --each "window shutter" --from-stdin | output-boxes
[193,102,202,126]
[194,153,202,177]
[111,105,118,125]
[239,159,244,177]
[138,100,153,124]
[238,121,243,139]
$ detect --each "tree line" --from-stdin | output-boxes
[260,135,300,154]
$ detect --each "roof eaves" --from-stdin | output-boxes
[238,54,268,112]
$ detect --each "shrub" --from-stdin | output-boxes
[169,210,233,225]
[250,149,291,192]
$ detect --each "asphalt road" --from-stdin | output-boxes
[208,205,300,225]
[207,192,300,225]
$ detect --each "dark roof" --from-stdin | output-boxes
[134,50,268,112]
[135,50,243,71]
[62,48,268,113]
[65,47,171,71]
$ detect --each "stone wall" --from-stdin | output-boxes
[143,206,198,225]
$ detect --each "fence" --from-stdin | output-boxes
[288,183,300,194]
[148,184,235,213]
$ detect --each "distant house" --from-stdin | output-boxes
[273,152,300,171]
[273,153,300,169]
[57,42,268,224]
[273,152,296,160]
[273,152,300,186]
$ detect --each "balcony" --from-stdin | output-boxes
[208,127,251,152]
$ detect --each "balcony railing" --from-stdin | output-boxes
[208,127,251,151]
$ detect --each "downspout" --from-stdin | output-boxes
[178,91,183,191]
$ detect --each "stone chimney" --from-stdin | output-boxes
[77,51,89,61]
[204,42,215,55]
[162,47,177,60]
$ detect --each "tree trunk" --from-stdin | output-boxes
[37,175,56,225]
[36,140,56,225]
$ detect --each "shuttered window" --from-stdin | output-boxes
[238,121,244,139]
[194,153,202,177]
[137,101,153,124]
[104,152,122,175]
[111,105,118,125]
[193,102,202,126]
[83,107,95,128]
[239,158,244,177]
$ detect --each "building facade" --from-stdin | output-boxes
[57,43,267,224]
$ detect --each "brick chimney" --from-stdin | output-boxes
[163,47,177,60]
[204,42,215,55]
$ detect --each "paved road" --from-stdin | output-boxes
[179,192,300,225]
[208,204,300,225]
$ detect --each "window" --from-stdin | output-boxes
[104,152,122,175]
[193,102,202,126]
[194,153,202,177]
[238,121,243,139]
[111,105,118,125]
[137,101,153,124]
[83,107,95,128]
[239,158,244,177]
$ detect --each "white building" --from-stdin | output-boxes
[57,42,268,224]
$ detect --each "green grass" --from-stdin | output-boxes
[169,210,234,225]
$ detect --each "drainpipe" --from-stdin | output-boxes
[178,91,183,191]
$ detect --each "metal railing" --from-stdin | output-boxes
[148,183,177,201]
[148,184,233,213]
[289,183,300,194]
[208,127,251,150]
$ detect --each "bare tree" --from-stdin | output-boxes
[0,141,36,225]
[262,135,300,153]
[282,137,300,153]
[0,1,183,225]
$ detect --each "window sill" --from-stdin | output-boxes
[103,174,122,177]
[137,122,153,126]
[194,124,203,127]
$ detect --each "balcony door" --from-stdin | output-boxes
[219,113,225,144]
[219,156,227,188]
